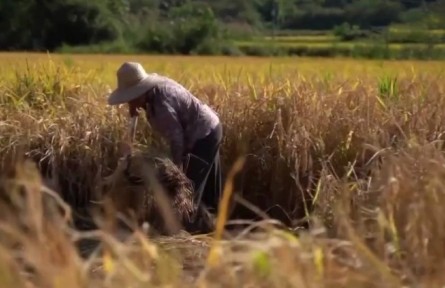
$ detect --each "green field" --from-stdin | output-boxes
[235,28,445,58]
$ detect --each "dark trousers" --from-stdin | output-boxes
[184,123,223,215]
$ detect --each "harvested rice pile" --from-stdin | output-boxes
[98,151,215,236]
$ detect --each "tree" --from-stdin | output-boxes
[0,0,119,50]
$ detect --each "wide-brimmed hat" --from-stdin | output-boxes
[107,62,164,105]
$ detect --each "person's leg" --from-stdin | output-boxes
[200,149,222,212]
[185,124,223,212]
[185,152,212,207]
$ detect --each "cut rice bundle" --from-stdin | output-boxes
[99,151,214,235]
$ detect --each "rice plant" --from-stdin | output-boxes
[0,53,445,287]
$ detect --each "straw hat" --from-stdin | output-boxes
[107,62,165,105]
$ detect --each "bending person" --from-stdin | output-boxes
[107,61,223,216]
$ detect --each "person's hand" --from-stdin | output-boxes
[128,103,140,118]
[118,141,132,157]
[179,154,189,173]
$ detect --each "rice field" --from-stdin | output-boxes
[236,28,445,59]
[1,52,445,287]
[237,40,445,49]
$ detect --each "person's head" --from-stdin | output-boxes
[107,62,160,117]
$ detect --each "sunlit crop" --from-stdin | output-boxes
[1,53,445,287]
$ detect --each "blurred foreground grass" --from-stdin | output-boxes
[1,53,445,287]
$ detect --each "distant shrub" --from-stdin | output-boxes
[333,23,368,41]
[135,2,230,55]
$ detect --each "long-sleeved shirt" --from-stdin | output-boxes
[143,75,220,165]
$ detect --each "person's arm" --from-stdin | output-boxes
[128,116,138,143]
[118,103,140,157]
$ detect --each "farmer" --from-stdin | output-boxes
[107,61,223,215]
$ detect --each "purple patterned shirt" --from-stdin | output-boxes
[143,75,220,165]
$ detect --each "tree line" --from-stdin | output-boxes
[0,0,444,54]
